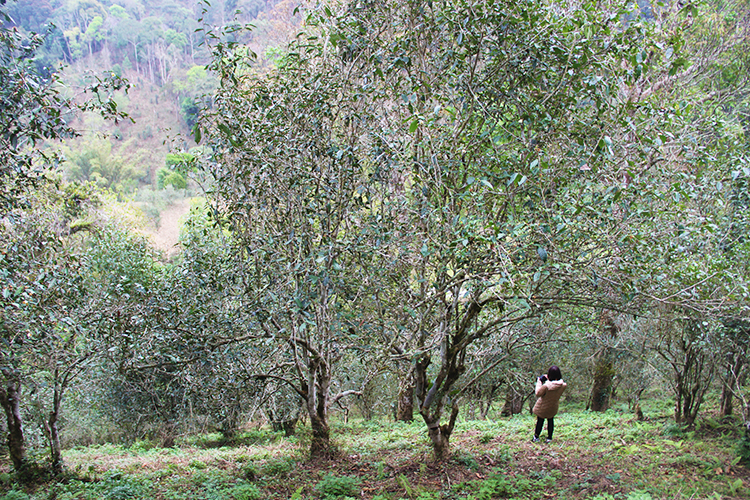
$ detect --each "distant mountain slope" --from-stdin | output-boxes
[5,0,301,197]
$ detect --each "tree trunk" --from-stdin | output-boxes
[130,41,140,74]
[269,408,299,436]
[719,319,749,417]
[43,377,65,474]
[302,357,333,458]
[589,356,615,411]
[395,365,415,422]
[673,321,715,427]
[0,378,27,473]
[47,410,63,474]
[501,385,524,417]
[416,349,464,460]
[588,311,619,412]
[309,413,331,457]
[720,382,734,417]
[147,45,154,83]
[423,404,459,461]
[484,384,500,419]
[427,425,449,460]
[281,418,298,437]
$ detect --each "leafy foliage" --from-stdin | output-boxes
[314,474,361,500]
[0,5,129,212]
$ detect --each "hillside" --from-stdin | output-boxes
[7,0,301,249]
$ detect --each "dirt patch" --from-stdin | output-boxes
[143,198,192,259]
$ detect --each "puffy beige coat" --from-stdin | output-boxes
[532,379,567,419]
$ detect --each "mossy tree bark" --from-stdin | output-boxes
[588,311,620,412]
[395,364,416,422]
[0,376,26,473]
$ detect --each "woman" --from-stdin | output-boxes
[532,365,567,442]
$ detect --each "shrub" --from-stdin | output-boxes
[492,444,513,464]
[242,462,259,481]
[263,458,295,477]
[129,440,156,452]
[314,474,361,499]
[156,167,187,190]
[189,460,208,470]
[479,432,494,444]
[475,474,517,499]
[662,423,687,438]
[454,450,479,470]
[737,432,750,465]
[626,491,654,500]
[99,471,148,500]
[224,483,262,500]
[1,491,30,500]
[105,485,141,499]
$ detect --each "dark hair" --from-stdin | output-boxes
[547,366,562,381]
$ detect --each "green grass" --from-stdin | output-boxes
[1,404,748,499]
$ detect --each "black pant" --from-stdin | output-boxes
[535,416,554,439]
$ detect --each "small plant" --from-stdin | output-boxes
[736,432,750,465]
[397,474,425,498]
[479,432,494,444]
[314,474,361,499]
[189,459,208,470]
[1,491,30,500]
[263,457,295,477]
[727,478,744,496]
[129,440,156,452]
[98,471,149,500]
[626,491,654,500]
[375,461,386,480]
[492,444,513,464]
[605,472,622,483]
[475,474,517,499]
[667,454,706,468]
[529,470,555,488]
[224,482,262,500]
[105,485,142,499]
[242,462,259,481]
[454,450,479,470]
[662,422,686,438]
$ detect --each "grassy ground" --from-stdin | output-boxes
[1,402,748,499]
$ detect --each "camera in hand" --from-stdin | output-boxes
[539,375,547,383]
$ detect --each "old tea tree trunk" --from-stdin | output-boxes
[416,354,463,460]
[0,372,27,473]
[302,351,334,458]
[588,310,620,412]
[415,301,485,460]
[395,363,416,422]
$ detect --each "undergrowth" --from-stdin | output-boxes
[0,402,747,499]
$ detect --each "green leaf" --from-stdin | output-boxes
[218,123,232,137]
[537,247,548,262]
[409,119,419,134]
